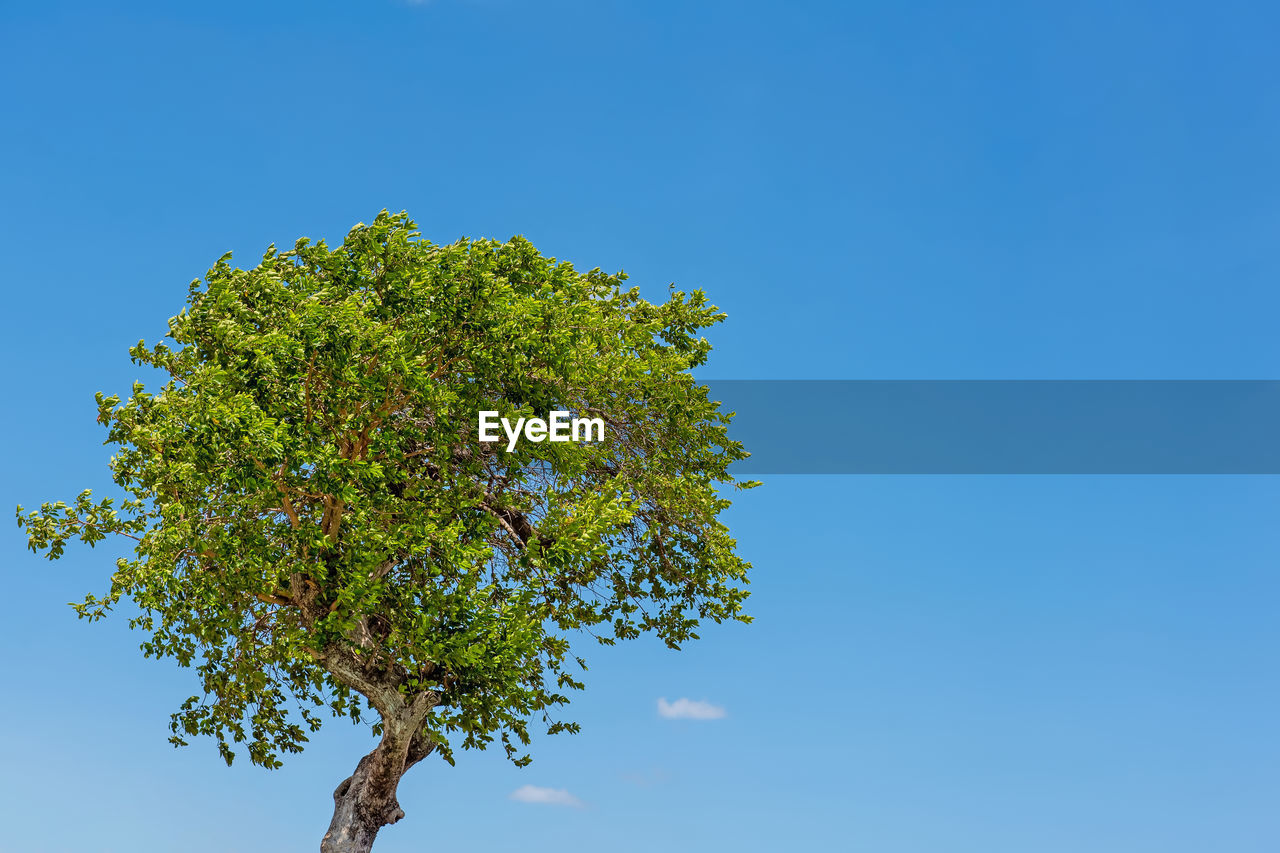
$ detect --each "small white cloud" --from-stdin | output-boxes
[509,784,585,808]
[657,697,727,720]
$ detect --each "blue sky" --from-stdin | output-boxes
[3,2,1279,851]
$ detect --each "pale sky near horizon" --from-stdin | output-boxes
[3,2,1280,851]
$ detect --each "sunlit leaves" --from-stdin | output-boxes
[17,210,753,771]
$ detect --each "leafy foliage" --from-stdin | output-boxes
[18,211,754,770]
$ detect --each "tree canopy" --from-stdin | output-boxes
[18,211,753,849]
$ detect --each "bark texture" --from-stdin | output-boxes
[320,726,436,853]
[315,634,439,853]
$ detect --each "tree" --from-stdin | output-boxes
[17,211,754,853]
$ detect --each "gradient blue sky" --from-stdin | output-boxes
[3,2,1280,851]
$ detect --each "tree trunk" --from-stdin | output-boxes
[320,727,435,853]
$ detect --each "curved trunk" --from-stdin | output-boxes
[320,726,435,853]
